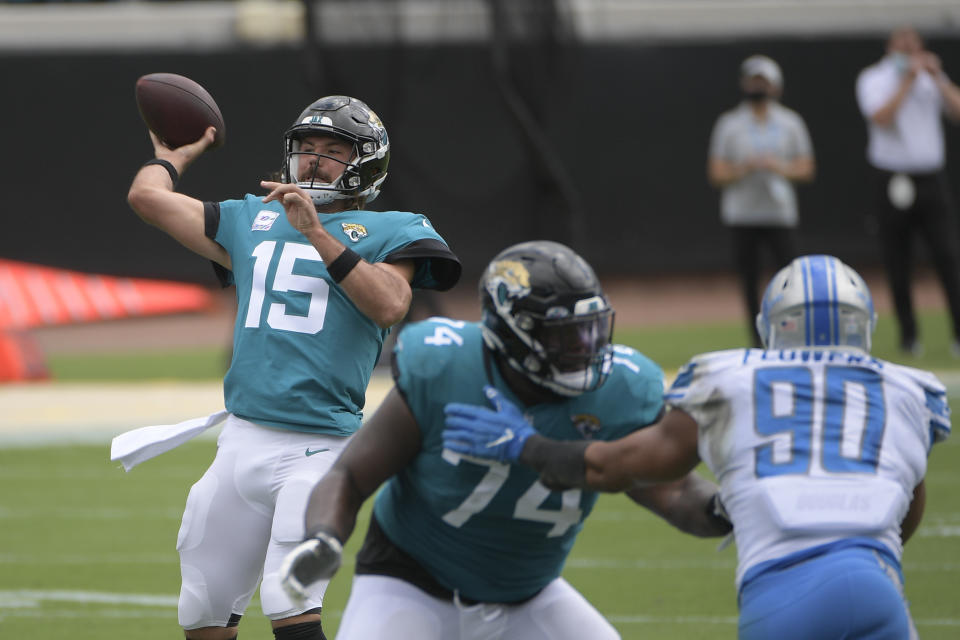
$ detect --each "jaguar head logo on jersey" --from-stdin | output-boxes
[341,223,368,243]
[756,255,877,352]
[571,414,602,440]
[479,241,615,397]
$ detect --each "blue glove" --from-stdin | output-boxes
[443,385,535,463]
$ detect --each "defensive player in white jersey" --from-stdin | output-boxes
[126,96,460,640]
[444,254,950,640]
[278,241,733,639]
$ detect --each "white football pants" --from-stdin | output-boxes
[335,574,621,640]
[176,414,349,630]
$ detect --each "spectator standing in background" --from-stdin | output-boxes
[708,55,816,347]
[856,25,960,357]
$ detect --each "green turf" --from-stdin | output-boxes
[1,396,958,639]
[44,310,958,382]
[12,312,959,637]
[46,347,229,382]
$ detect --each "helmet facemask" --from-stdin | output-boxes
[285,135,363,207]
[529,308,616,395]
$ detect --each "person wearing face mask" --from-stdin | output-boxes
[707,55,816,347]
[856,26,960,358]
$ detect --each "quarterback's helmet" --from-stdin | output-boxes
[479,241,615,397]
[281,95,390,207]
[756,255,876,352]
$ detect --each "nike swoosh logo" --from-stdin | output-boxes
[305,447,331,457]
[486,429,514,448]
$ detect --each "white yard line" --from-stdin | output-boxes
[0,589,177,607]
[0,553,174,565]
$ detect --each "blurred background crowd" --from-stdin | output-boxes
[2,0,960,355]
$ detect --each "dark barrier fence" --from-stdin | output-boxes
[4,36,960,284]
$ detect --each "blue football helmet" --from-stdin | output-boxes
[756,255,877,352]
[282,95,390,207]
[479,240,615,397]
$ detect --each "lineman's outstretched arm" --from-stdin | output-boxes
[583,409,702,489]
[282,387,421,599]
[444,391,703,492]
[126,127,230,268]
[261,181,415,328]
[521,408,703,492]
[627,471,732,538]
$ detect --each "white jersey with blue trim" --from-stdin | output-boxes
[210,194,457,435]
[375,319,664,602]
[666,347,950,589]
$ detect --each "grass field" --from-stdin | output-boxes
[43,309,960,381]
[2,311,958,638]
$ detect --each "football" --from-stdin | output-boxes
[135,72,226,149]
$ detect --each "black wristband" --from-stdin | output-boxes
[327,247,362,283]
[143,158,179,188]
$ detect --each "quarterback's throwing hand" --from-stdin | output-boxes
[279,530,343,604]
[443,386,535,463]
[261,181,321,235]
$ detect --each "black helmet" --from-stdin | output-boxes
[479,241,615,396]
[281,95,390,206]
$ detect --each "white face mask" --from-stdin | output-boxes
[890,52,910,74]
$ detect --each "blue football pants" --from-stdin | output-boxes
[738,547,916,640]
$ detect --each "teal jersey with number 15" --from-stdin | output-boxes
[375,318,665,603]
[210,194,457,435]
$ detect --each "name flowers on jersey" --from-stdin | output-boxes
[746,348,885,368]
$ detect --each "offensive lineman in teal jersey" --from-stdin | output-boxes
[279,241,732,639]
[127,96,460,640]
